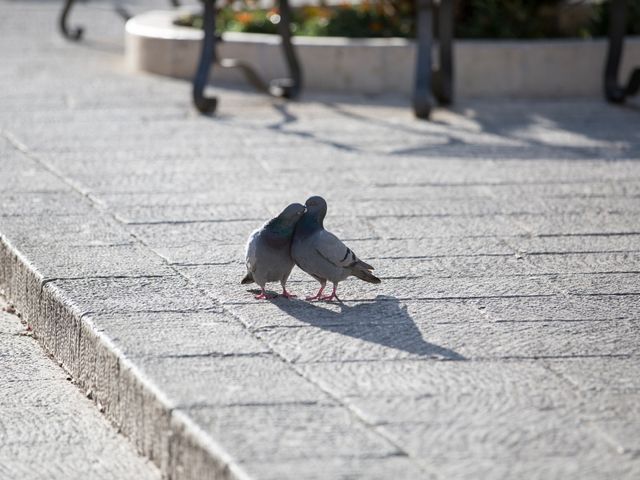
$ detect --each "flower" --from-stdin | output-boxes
[235,12,254,24]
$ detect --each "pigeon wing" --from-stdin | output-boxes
[245,229,260,273]
[312,230,371,270]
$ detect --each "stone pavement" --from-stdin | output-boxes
[1,1,640,479]
[0,295,160,480]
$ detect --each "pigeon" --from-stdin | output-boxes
[242,203,306,299]
[292,196,380,301]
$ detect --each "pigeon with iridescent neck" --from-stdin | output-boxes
[242,203,306,299]
[292,196,380,301]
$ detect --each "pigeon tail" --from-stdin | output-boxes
[241,272,254,285]
[356,259,375,270]
[351,267,381,284]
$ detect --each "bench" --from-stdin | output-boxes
[604,0,640,103]
[58,0,638,119]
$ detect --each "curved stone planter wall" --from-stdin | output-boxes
[125,9,640,97]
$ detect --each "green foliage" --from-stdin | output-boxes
[455,0,640,39]
[175,0,640,39]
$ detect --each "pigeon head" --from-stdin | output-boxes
[304,196,327,224]
[277,203,306,227]
[266,203,305,238]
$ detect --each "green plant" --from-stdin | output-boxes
[174,0,640,39]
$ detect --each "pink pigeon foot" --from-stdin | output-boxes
[281,289,297,299]
[254,289,274,300]
[320,286,341,302]
[305,286,325,301]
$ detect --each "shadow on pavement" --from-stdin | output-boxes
[273,294,466,360]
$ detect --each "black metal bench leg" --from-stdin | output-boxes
[413,0,435,119]
[434,0,453,105]
[59,0,83,41]
[193,0,218,113]
[605,0,640,103]
[605,0,628,102]
[272,0,302,98]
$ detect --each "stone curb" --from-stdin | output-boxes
[125,9,640,97]
[0,234,253,480]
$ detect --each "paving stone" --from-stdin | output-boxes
[0,215,133,247]
[554,273,640,295]
[296,360,578,426]
[0,334,67,382]
[544,357,640,393]
[12,243,173,279]
[0,192,95,217]
[368,215,530,239]
[181,404,401,463]
[419,454,640,480]
[0,308,24,335]
[472,295,640,322]
[48,276,218,315]
[241,456,429,480]
[486,179,640,199]
[254,318,639,363]
[179,263,561,301]
[381,414,606,462]
[1,2,640,477]
[225,297,485,330]
[349,236,516,259]
[113,203,270,224]
[0,168,71,194]
[592,420,640,455]
[90,310,268,358]
[511,213,640,236]
[0,295,159,480]
[148,242,242,266]
[524,252,640,274]
[128,221,257,246]
[506,233,640,255]
[136,355,333,408]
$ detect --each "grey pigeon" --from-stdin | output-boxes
[292,196,380,301]
[242,203,306,299]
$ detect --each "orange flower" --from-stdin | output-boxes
[235,12,253,24]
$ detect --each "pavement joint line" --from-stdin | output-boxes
[145,351,274,360]
[374,177,640,187]
[40,274,179,286]
[479,192,593,303]
[538,360,633,455]
[170,261,237,267]
[3,20,640,475]
[295,353,638,365]
[573,292,640,297]
[525,249,640,255]
[219,293,562,305]
[538,232,640,237]
[132,246,437,476]
[492,318,635,324]
[2,128,432,477]
[184,400,336,410]
[123,218,264,226]
[478,190,640,304]
[78,307,224,317]
[1,231,247,476]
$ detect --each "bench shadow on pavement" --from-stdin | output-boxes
[273,294,466,360]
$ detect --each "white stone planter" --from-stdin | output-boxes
[125,9,640,97]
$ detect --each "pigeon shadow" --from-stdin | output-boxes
[273,294,466,360]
